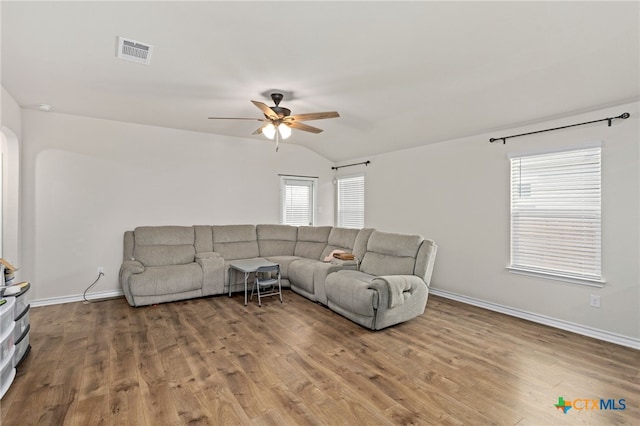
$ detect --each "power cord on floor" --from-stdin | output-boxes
[83,271,105,304]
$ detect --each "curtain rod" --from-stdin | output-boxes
[278,174,319,179]
[331,160,370,171]
[489,112,630,144]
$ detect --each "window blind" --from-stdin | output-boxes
[337,174,365,229]
[510,147,602,282]
[281,178,314,226]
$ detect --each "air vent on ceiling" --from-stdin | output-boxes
[117,37,153,65]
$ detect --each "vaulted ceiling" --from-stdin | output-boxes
[2,1,638,162]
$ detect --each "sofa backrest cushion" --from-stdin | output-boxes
[294,226,332,260]
[132,226,196,267]
[360,231,424,277]
[194,225,213,253]
[257,224,298,257]
[320,227,360,259]
[352,228,375,261]
[212,225,259,260]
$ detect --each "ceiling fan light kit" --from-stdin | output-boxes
[278,123,291,139]
[209,92,340,151]
[262,123,276,139]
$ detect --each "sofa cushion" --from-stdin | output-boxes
[134,245,196,267]
[360,231,424,276]
[328,227,360,248]
[130,263,203,296]
[264,255,300,279]
[212,225,259,260]
[288,258,319,294]
[134,226,195,245]
[294,226,332,260]
[320,227,359,260]
[133,226,196,266]
[353,228,375,261]
[194,225,213,253]
[257,224,297,257]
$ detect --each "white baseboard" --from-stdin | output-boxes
[31,289,124,307]
[429,288,640,350]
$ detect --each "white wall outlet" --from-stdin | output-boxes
[97,267,104,275]
[590,294,600,308]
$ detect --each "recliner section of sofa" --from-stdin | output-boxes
[325,231,438,330]
[121,226,204,307]
[120,224,437,330]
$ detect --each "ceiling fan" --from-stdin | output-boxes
[208,93,339,151]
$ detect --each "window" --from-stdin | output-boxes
[280,176,316,226]
[509,146,602,284]
[336,174,365,229]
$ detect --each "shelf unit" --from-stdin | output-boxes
[12,283,31,369]
[0,283,32,400]
[0,297,16,399]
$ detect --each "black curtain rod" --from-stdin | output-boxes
[489,112,630,144]
[331,160,370,171]
[278,174,319,179]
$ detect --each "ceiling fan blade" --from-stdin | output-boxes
[251,100,279,120]
[208,117,267,121]
[286,111,340,122]
[288,121,323,134]
[252,126,264,135]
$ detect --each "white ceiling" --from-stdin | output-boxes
[2,1,638,163]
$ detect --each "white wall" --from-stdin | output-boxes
[1,86,22,267]
[16,99,640,342]
[351,101,639,340]
[1,86,22,140]
[21,110,334,301]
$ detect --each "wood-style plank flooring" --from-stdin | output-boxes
[1,292,638,425]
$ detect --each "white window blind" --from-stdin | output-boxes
[509,147,602,283]
[337,174,365,229]
[281,177,315,226]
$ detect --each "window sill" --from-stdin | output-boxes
[506,267,605,288]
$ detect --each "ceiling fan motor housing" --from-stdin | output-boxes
[269,106,291,119]
[269,93,290,118]
[270,93,284,105]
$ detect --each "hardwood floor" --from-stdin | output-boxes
[1,292,638,425]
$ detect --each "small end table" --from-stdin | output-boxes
[227,259,279,306]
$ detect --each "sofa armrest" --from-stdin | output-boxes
[369,275,426,308]
[196,252,226,296]
[120,259,145,277]
[120,259,145,305]
[329,258,359,270]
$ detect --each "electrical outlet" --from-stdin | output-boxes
[97,267,104,275]
[590,294,600,308]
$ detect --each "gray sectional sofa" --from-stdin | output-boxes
[120,224,437,330]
